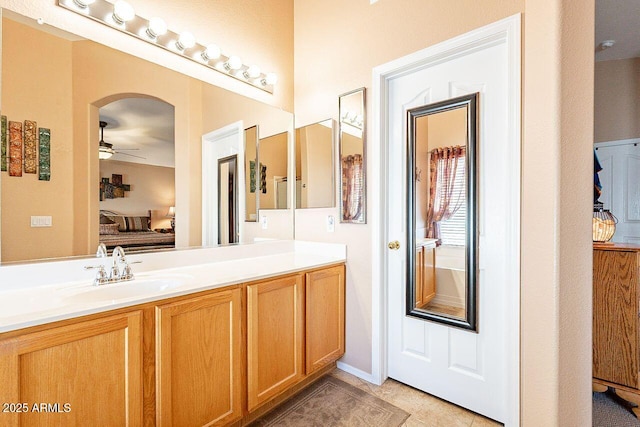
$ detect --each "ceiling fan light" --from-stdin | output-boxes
[146,17,167,39]
[112,0,135,25]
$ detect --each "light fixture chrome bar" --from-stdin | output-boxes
[57,0,275,94]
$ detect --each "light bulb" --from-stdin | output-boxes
[244,65,261,79]
[72,0,96,8]
[262,72,278,86]
[176,31,196,51]
[112,0,135,24]
[201,44,221,61]
[146,17,167,39]
[225,56,242,71]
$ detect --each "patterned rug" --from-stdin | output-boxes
[250,376,410,427]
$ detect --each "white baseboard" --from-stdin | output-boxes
[336,361,382,385]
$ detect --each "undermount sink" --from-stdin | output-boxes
[65,276,191,304]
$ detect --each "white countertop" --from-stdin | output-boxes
[0,241,346,333]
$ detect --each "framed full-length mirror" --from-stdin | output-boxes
[0,10,294,263]
[257,131,289,210]
[406,93,478,331]
[339,88,366,223]
[294,119,335,209]
[244,126,258,221]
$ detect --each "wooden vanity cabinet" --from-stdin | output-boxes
[0,311,143,427]
[305,265,345,375]
[246,274,305,411]
[156,287,243,426]
[593,243,640,417]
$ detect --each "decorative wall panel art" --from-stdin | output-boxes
[1,116,7,172]
[39,128,51,181]
[0,115,52,180]
[24,120,37,174]
[100,174,131,201]
[9,121,23,177]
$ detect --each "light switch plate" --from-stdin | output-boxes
[31,216,52,227]
[260,215,268,230]
[327,215,335,233]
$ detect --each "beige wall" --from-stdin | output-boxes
[594,58,640,143]
[0,18,74,262]
[99,160,175,230]
[295,0,594,425]
[0,0,294,110]
[294,0,524,376]
[244,126,258,221]
[296,123,333,208]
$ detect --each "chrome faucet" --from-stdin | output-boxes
[96,243,108,258]
[85,245,140,286]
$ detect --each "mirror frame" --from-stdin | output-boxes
[338,87,366,223]
[406,92,478,331]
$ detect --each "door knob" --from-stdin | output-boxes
[388,240,400,250]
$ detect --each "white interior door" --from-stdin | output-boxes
[595,141,640,244]
[383,18,520,424]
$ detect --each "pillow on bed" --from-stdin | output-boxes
[99,214,115,224]
[99,223,120,235]
[104,215,127,232]
[125,216,151,232]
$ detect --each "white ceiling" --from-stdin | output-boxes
[99,98,175,168]
[595,0,640,61]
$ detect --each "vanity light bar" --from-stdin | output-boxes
[57,0,276,94]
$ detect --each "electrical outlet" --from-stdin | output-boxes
[261,215,268,230]
[327,215,335,233]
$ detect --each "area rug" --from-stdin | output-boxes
[250,376,410,427]
[593,390,640,426]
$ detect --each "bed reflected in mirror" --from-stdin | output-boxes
[407,93,478,331]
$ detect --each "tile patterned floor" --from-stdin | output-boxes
[329,369,502,427]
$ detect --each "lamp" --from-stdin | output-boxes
[58,0,277,93]
[593,205,617,243]
[166,206,175,231]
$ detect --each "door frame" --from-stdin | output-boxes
[202,121,244,247]
[370,14,521,426]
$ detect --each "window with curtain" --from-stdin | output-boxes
[425,146,466,245]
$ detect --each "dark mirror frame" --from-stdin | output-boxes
[406,93,479,332]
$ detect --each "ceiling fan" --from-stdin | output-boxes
[98,121,146,160]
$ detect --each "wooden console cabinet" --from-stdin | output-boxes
[593,243,640,417]
[0,263,345,427]
[415,245,436,309]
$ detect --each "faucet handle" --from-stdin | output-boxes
[84,265,108,286]
[121,260,141,280]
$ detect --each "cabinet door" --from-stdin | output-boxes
[247,275,304,411]
[156,288,242,427]
[593,250,639,388]
[423,247,436,304]
[0,311,143,427]
[306,265,345,375]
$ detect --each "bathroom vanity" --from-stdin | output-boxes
[0,241,346,426]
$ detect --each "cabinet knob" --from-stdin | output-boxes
[388,241,400,250]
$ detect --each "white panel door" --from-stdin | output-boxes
[385,23,518,423]
[595,141,640,244]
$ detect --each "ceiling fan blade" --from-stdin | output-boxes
[116,151,147,160]
[112,147,140,151]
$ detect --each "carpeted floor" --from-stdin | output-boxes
[594,390,640,426]
[250,376,410,427]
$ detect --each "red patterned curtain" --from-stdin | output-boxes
[425,146,466,243]
[342,154,364,221]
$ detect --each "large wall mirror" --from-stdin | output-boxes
[339,88,366,223]
[295,119,334,208]
[0,9,294,263]
[406,93,478,331]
